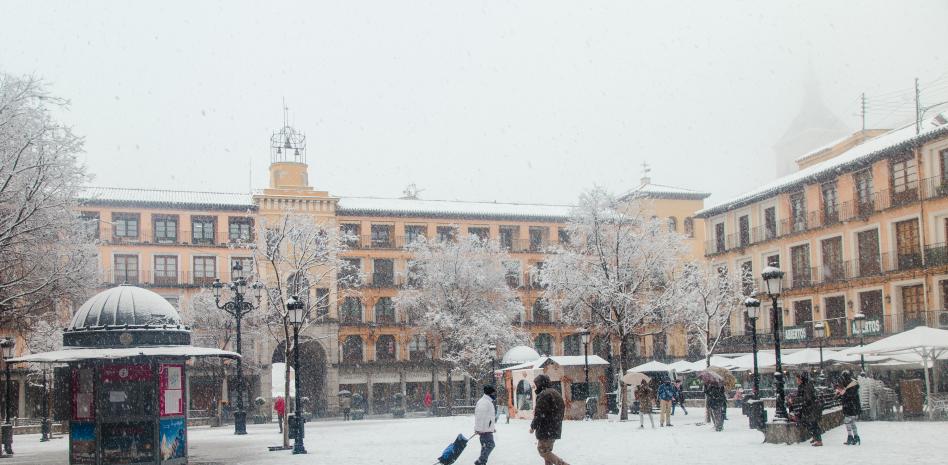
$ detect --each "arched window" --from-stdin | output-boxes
[341,297,363,323]
[534,333,553,356]
[375,335,397,362]
[684,217,694,238]
[667,216,678,233]
[532,298,551,323]
[374,297,396,324]
[408,334,428,361]
[342,335,363,363]
[563,334,582,356]
[516,379,533,411]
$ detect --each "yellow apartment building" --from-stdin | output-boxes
[695,113,948,357]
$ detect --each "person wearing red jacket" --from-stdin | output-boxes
[274,396,286,433]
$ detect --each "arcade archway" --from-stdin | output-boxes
[271,337,328,416]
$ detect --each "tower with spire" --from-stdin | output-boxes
[773,73,850,177]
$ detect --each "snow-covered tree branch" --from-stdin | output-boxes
[675,261,749,368]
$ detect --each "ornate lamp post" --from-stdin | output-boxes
[743,298,761,398]
[579,328,591,420]
[487,344,498,419]
[1,338,15,455]
[853,313,866,373]
[212,261,263,435]
[40,369,50,442]
[287,295,307,455]
[761,266,789,422]
[813,321,826,374]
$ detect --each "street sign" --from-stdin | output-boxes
[783,326,807,341]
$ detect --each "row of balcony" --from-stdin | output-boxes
[706,176,948,255]
[344,235,552,253]
[95,226,254,247]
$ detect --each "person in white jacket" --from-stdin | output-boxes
[474,385,497,465]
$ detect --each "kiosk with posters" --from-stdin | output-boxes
[10,285,238,465]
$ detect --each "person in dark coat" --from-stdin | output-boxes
[836,371,861,445]
[529,375,570,465]
[796,371,823,446]
[703,381,726,431]
[672,379,688,415]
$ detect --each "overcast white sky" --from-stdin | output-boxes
[1,1,946,207]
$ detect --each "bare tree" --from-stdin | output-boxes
[0,73,97,329]
[539,187,689,420]
[676,261,748,368]
[253,213,356,447]
[395,234,526,412]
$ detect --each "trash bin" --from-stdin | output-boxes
[288,414,305,439]
[745,398,766,430]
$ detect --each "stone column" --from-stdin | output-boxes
[366,372,374,415]
[464,374,472,405]
[17,378,26,419]
[399,371,407,412]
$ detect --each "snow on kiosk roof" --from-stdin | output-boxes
[696,112,948,218]
[502,355,609,371]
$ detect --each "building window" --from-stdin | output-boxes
[793,300,813,339]
[408,335,429,361]
[192,256,216,285]
[820,237,843,283]
[652,331,668,359]
[740,260,754,296]
[822,182,839,224]
[341,258,361,286]
[436,225,458,242]
[764,207,777,240]
[228,217,253,242]
[738,215,750,247]
[375,335,397,362]
[342,335,364,363]
[890,157,919,204]
[766,253,780,268]
[563,334,582,356]
[373,259,394,287]
[468,227,489,241]
[940,149,948,185]
[532,298,551,323]
[405,225,427,244]
[341,297,363,323]
[683,217,694,238]
[230,257,254,280]
[499,226,517,250]
[854,169,874,215]
[859,290,884,334]
[315,288,330,319]
[790,192,807,232]
[153,215,178,244]
[855,229,880,276]
[557,228,570,244]
[374,297,396,324]
[529,227,549,252]
[112,213,140,240]
[113,254,139,284]
[154,255,178,286]
[714,222,725,253]
[895,219,922,270]
[341,223,361,248]
[371,224,394,248]
[503,261,521,288]
[667,217,678,233]
[790,244,811,288]
[80,212,100,240]
[191,217,216,245]
[901,285,925,330]
[825,296,846,337]
[534,333,553,356]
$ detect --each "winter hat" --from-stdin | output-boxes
[534,374,552,391]
[797,371,809,382]
[483,385,497,396]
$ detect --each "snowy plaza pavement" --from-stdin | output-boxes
[6,409,948,465]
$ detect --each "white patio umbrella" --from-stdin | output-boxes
[690,355,739,371]
[849,326,948,409]
[728,351,777,371]
[825,347,887,365]
[781,347,838,366]
[667,359,698,374]
[628,360,671,373]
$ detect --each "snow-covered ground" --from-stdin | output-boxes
[6,408,948,464]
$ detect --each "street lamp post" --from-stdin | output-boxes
[287,295,307,455]
[853,313,866,373]
[487,344,498,420]
[212,261,263,435]
[579,329,591,420]
[762,266,789,422]
[813,321,826,374]
[743,298,761,398]
[40,369,50,442]
[1,337,15,455]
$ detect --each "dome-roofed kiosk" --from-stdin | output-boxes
[9,285,238,465]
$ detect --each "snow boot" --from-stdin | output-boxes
[844,435,854,445]
[853,435,861,445]
[811,440,823,447]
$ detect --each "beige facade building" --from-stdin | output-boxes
[695,112,948,355]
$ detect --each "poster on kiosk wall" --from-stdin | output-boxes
[160,364,184,416]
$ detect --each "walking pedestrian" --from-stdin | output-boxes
[474,385,497,465]
[836,371,861,445]
[672,379,688,415]
[733,386,744,410]
[529,375,570,465]
[635,380,655,429]
[657,379,676,427]
[796,371,823,446]
[274,396,286,432]
[703,381,726,431]
[339,393,352,421]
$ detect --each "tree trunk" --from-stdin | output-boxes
[618,336,629,421]
[446,368,453,415]
[282,321,291,448]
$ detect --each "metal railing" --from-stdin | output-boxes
[99,225,254,247]
[99,269,230,287]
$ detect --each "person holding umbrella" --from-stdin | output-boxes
[634,379,655,429]
[699,370,726,431]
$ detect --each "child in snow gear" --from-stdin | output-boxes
[795,372,823,446]
[474,385,497,465]
[836,371,861,445]
[657,380,676,426]
[529,375,570,465]
[635,380,655,429]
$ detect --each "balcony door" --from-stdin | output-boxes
[857,229,881,276]
[821,237,843,282]
[793,300,813,339]
[901,284,925,330]
[895,219,921,270]
[825,296,846,337]
[859,290,884,334]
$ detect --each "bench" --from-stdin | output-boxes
[929,393,948,419]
